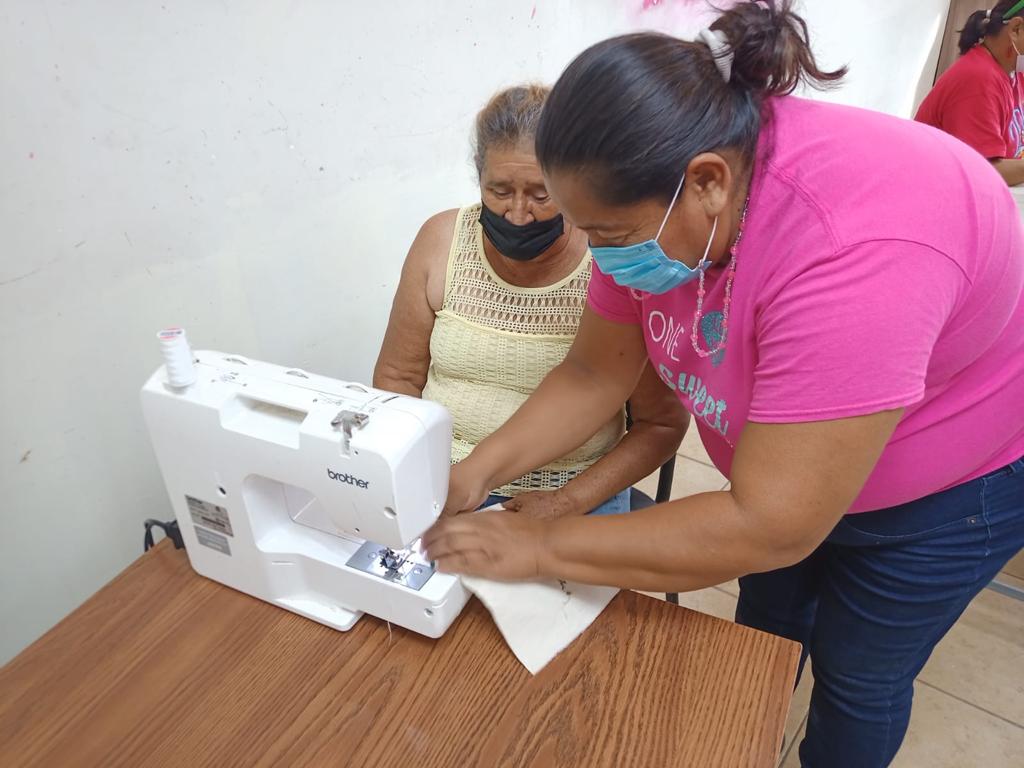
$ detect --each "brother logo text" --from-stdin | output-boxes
[326,468,370,489]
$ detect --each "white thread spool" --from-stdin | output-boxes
[157,327,197,388]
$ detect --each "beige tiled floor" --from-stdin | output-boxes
[636,451,1024,768]
[635,433,729,500]
[634,455,729,500]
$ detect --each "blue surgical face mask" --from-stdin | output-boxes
[590,172,718,295]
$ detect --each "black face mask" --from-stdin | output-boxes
[479,204,565,261]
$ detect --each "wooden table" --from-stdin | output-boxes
[0,541,799,768]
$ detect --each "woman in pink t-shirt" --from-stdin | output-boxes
[424,2,1024,765]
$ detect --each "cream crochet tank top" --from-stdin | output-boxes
[421,204,625,497]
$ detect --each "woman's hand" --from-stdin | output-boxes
[501,489,580,520]
[422,509,549,581]
[442,459,492,516]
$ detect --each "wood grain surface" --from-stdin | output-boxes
[0,541,798,768]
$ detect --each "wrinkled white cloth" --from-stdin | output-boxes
[460,574,619,674]
[457,505,617,673]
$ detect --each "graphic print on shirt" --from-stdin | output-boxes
[646,308,732,441]
[699,311,726,368]
[1012,102,1024,158]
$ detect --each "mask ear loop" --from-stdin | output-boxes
[697,216,719,270]
[654,170,719,270]
[655,172,687,241]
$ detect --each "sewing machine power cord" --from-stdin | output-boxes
[143,519,185,553]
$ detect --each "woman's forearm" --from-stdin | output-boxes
[466,356,642,490]
[558,421,685,513]
[533,414,900,592]
[536,490,808,592]
[427,414,898,589]
[992,158,1024,187]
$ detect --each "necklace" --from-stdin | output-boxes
[690,198,750,359]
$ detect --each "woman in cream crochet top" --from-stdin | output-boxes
[374,85,687,519]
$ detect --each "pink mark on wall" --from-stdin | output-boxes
[531,4,536,19]
[632,0,743,30]
[28,152,35,159]
[641,0,742,8]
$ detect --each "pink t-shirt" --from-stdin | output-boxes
[588,97,1024,513]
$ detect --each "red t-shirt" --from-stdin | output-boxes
[916,45,1024,159]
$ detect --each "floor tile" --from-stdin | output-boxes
[673,586,738,621]
[991,571,1024,595]
[783,668,813,754]
[635,586,737,621]
[891,682,1024,767]
[678,425,714,466]
[918,588,1024,725]
[779,682,1024,767]
[778,715,806,768]
[634,456,727,501]
[718,579,740,597]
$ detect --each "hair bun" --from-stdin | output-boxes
[712,0,845,96]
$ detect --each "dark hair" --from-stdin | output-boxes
[959,2,1024,56]
[535,0,846,205]
[473,84,550,176]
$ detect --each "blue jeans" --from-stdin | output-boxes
[735,457,1024,767]
[482,487,631,516]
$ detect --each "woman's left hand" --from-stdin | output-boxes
[421,509,549,581]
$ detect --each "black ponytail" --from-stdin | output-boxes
[535,0,846,206]
[960,2,1024,56]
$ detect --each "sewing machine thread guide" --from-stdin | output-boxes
[332,409,370,455]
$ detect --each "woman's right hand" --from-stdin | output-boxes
[442,458,492,516]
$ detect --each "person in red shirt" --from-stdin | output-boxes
[916,1,1024,185]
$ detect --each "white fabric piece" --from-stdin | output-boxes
[461,574,618,675]
[458,503,619,675]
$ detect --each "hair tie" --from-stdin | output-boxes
[983,8,992,27]
[698,28,734,82]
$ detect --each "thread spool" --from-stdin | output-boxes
[157,327,197,388]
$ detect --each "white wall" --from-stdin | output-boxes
[0,0,946,663]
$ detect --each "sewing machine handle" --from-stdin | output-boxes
[219,385,313,449]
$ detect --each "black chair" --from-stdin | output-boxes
[627,458,676,511]
[625,404,681,605]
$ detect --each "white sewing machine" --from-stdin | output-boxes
[140,329,469,637]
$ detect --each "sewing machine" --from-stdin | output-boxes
[140,329,469,637]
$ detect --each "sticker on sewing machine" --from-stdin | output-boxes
[195,526,231,555]
[186,495,234,536]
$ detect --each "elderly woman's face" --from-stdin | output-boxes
[480,143,561,224]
